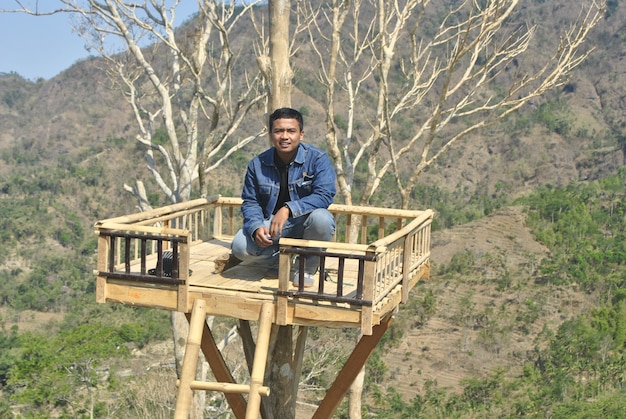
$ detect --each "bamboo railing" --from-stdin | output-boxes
[94,196,433,333]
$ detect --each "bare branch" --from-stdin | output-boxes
[12,0,268,203]
[304,0,605,208]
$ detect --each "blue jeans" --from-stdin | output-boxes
[231,208,336,274]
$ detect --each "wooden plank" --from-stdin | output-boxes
[279,237,373,253]
[96,234,110,303]
[312,313,394,419]
[276,253,292,326]
[103,283,179,310]
[293,304,361,326]
[96,222,189,236]
[199,293,276,322]
[328,203,424,219]
[178,237,190,312]
[97,197,218,225]
[360,254,376,335]
[95,276,107,304]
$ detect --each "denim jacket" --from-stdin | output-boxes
[241,143,337,238]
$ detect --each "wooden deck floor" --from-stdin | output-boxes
[186,240,361,298]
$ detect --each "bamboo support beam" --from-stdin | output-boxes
[174,299,206,419]
[312,313,394,419]
[181,380,270,396]
[245,302,274,419]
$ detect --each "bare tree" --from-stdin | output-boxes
[6,1,267,417]
[300,0,605,417]
[7,0,266,206]
[304,0,604,210]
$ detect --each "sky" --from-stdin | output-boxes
[0,2,198,81]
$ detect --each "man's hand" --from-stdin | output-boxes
[269,205,290,239]
[254,206,290,247]
[253,226,273,248]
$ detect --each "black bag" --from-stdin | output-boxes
[148,251,192,277]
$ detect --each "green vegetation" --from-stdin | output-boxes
[0,134,177,416]
[510,97,574,137]
[356,168,626,417]
[1,3,626,410]
[520,170,626,293]
[5,134,626,416]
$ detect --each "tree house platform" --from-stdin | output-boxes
[94,196,433,418]
[94,196,433,336]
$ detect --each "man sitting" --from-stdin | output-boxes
[217,107,336,288]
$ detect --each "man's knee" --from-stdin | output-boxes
[230,229,248,260]
[304,209,336,239]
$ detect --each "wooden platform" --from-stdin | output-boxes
[94,196,433,418]
[95,196,433,335]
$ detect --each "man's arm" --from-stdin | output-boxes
[240,163,267,238]
[288,150,336,218]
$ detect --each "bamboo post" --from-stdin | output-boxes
[188,381,270,395]
[276,249,292,325]
[213,204,223,238]
[174,299,206,419]
[360,215,368,244]
[245,302,274,418]
[402,233,412,303]
[95,233,109,303]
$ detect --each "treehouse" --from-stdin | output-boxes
[94,195,433,418]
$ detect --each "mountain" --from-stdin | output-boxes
[1,1,626,416]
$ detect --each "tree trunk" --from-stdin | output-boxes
[263,2,301,417]
[269,0,293,111]
[266,326,298,418]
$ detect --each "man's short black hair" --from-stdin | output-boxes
[269,108,304,132]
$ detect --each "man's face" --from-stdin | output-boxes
[270,117,303,162]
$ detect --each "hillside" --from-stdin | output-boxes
[0,3,624,204]
[1,1,626,417]
[386,206,556,395]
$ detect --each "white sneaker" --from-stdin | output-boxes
[292,271,315,288]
